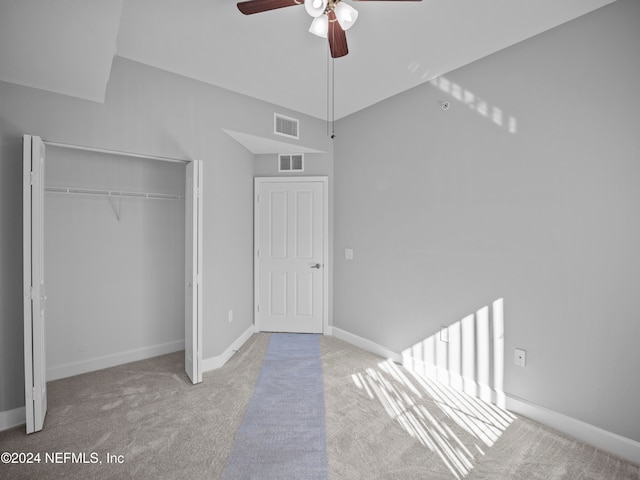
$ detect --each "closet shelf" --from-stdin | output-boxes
[45,186,184,201]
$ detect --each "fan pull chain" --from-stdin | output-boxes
[326,44,335,139]
[331,55,335,139]
[326,43,330,137]
[326,44,331,137]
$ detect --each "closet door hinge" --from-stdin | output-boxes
[26,287,35,301]
[24,172,34,186]
[26,386,36,402]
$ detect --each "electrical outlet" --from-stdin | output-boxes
[515,348,526,367]
[345,248,354,260]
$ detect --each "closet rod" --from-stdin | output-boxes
[45,186,184,201]
[42,140,190,164]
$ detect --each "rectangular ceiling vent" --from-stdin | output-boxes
[279,154,304,172]
[274,113,299,139]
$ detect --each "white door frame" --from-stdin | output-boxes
[254,176,329,334]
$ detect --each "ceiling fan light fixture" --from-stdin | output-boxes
[334,1,358,30]
[309,15,329,38]
[304,0,328,18]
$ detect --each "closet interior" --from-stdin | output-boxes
[43,144,187,380]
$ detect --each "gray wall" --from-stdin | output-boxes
[333,0,640,442]
[0,57,332,414]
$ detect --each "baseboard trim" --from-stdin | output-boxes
[47,340,185,382]
[356,336,640,466]
[202,325,257,372]
[330,327,402,363]
[506,394,640,466]
[0,406,25,431]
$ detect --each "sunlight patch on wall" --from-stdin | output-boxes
[429,76,518,134]
[402,298,507,408]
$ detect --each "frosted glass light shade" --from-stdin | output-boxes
[309,15,328,38]
[304,0,328,18]
[334,2,358,30]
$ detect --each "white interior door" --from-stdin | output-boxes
[255,178,326,333]
[185,160,203,384]
[23,134,47,433]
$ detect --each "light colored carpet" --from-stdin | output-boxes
[0,333,638,479]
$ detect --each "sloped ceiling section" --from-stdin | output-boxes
[116,0,617,120]
[0,0,124,103]
[222,130,326,155]
[0,0,617,117]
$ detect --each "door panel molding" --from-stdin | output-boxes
[254,177,328,334]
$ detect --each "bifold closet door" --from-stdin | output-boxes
[185,160,203,384]
[23,134,48,433]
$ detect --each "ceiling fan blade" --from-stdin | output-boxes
[328,11,349,58]
[237,0,302,15]
[351,0,422,2]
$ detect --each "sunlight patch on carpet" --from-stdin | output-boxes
[352,359,515,479]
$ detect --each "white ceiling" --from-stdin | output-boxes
[0,0,617,120]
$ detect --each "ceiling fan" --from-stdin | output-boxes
[237,0,422,58]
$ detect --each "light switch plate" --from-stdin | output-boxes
[515,348,526,367]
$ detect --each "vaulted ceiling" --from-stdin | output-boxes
[0,0,617,120]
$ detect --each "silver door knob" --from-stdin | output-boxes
[310,263,321,269]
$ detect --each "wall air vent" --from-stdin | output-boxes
[274,113,299,139]
[279,154,304,172]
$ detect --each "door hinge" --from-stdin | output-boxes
[24,172,34,186]
[257,305,260,313]
[27,386,36,402]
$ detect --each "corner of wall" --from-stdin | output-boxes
[202,324,257,372]
[0,407,25,432]
[330,327,402,364]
